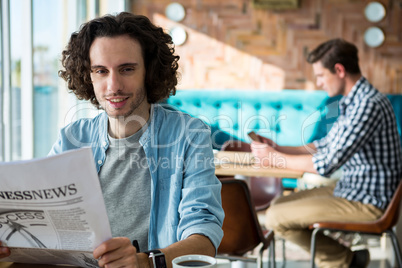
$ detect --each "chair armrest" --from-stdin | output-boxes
[309,221,384,234]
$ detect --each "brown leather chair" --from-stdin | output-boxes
[309,179,402,268]
[217,177,276,268]
[220,139,285,266]
[220,140,283,211]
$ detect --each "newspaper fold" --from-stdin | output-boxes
[0,148,112,267]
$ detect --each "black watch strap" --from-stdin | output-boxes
[143,249,162,256]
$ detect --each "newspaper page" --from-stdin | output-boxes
[0,147,112,267]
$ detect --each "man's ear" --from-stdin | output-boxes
[334,63,346,78]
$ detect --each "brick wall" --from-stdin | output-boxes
[132,0,402,93]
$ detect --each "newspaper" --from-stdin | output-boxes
[0,147,112,267]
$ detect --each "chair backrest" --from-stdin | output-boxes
[218,177,265,256]
[221,140,283,210]
[377,179,402,231]
[249,176,283,211]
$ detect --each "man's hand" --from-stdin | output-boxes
[251,141,317,172]
[257,135,278,148]
[250,141,280,167]
[94,237,145,268]
[0,241,10,259]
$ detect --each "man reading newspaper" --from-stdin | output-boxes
[1,12,224,268]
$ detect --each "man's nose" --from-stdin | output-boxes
[107,71,123,92]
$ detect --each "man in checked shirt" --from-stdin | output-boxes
[251,38,402,268]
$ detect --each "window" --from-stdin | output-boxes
[0,1,3,162]
[0,0,129,161]
[1,0,12,162]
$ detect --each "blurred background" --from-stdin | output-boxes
[1,0,401,161]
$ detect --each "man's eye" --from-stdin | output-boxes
[121,68,134,73]
[91,69,107,74]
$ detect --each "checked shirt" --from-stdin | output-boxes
[312,77,402,210]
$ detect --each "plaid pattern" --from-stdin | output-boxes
[313,77,402,209]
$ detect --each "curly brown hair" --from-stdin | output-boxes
[59,12,180,108]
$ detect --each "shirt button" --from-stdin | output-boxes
[102,141,107,147]
[98,160,103,165]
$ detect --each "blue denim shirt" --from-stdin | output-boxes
[49,104,224,251]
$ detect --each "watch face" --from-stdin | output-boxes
[151,252,167,268]
[154,254,167,268]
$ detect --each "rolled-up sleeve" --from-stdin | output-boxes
[177,121,224,251]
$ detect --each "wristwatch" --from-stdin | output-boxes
[144,249,167,268]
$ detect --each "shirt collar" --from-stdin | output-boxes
[339,76,366,114]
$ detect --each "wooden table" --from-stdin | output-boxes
[214,151,304,178]
[215,163,304,178]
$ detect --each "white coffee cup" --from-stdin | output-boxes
[172,254,217,267]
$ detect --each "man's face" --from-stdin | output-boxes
[312,61,345,97]
[89,35,149,119]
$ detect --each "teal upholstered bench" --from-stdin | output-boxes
[165,89,402,189]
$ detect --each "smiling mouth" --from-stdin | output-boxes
[109,98,126,103]
[107,97,129,103]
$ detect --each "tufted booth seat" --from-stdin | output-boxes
[166,90,402,148]
[165,89,402,189]
[166,90,335,149]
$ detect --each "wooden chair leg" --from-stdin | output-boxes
[310,228,320,268]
